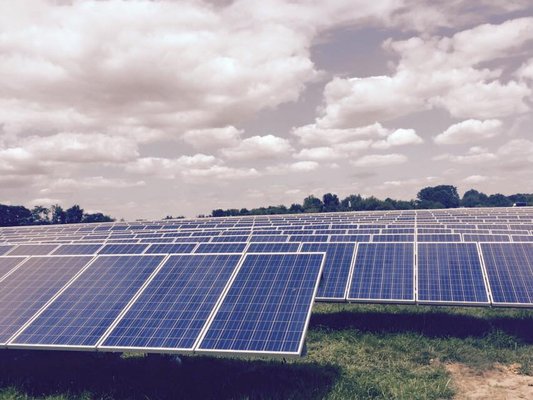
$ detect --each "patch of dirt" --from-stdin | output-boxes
[446,363,533,400]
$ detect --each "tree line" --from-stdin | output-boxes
[211,185,533,217]
[0,204,114,227]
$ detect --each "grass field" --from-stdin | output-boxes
[1,304,532,399]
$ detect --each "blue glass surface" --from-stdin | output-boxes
[8,244,59,256]
[198,253,323,355]
[145,243,196,254]
[348,243,414,301]
[12,255,164,346]
[418,243,488,304]
[0,257,26,280]
[481,243,533,304]
[101,254,242,350]
[51,244,103,255]
[0,256,92,344]
[416,234,461,242]
[195,243,246,253]
[0,245,15,256]
[98,244,149,254]
[289,235,328,242]
[463,234,510,242]
[246,243,299,253]
[301,243,355,299]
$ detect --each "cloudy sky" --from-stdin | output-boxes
[1,0,532,220]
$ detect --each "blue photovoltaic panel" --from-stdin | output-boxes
[210,236,249,243]
[51,244,103,255]
[11,255,164,347]
[246,243,300,253]
[7,244,59,256]
[480,243,533,305]
[0,245,14,256]
[198,253,324,356]
[511,235,533,242]
[329,235,370,243]
[195,243,246,253]
[289,235,329,243]
[145,243,196,254]
[347,243,414,302]
[0,257,26,280]
[301,243,355,300]
[372,234,414,242]
[463,234,510,242]
[100,254,242,351]
[98,244,149,254]
[418,243,488,304]
[0,256,92,344]
[249,235,288,243]
[417,234,461,242]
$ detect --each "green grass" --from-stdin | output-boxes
[1,304,533,399]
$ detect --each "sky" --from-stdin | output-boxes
[0,0,532,220]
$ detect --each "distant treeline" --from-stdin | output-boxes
[211,185,533,217]
[0,204,114,227]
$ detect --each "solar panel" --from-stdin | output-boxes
[301,243,355,300]
[463,234,510,242]
[10,255,165,348]
[0,245,15,256]
[195,243,246,253]
[417,234,461,242]
[210,235,249,243]
[246,243,300,253]
[417,243,488,305]
[480,243,533,306]
[98,244,149,254]
[249,235,288,242]
[329,234,370,243]
[0,256,93,344]
[372,234,414,242]
[197,252,324,357]
[289,235,329,242]
[347,243,414,302]
[145,243,196,254]
[511,235,533,242]
[99,254,242,352]
[0,257,26,281]
[7,244,59,256]
[51,244,103,255]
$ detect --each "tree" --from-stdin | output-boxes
[486,194,512,207]
[417,185,460,208]
[322,193,340,212]
[461,189,488,207]
[0,205,32,226]
[51,204,66,224]
[31,205,50,224]
[302,195,323,213]
[65,205,84,223]
[289,203,304,213]
[341,194,363,211]
[82,212,114,223]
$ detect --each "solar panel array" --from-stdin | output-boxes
[1,206,533,357]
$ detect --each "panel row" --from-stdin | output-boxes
[0,253,325,357]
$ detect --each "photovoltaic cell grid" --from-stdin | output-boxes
[145,243,196,254]
[300,243,355,300]
[11,255,164,348]
[348,243,414,302]
[0,245,14,256]
[7,244,59,256]
[51,244,103,255]
[0,257,26,280]
[0,256,93,344]
[197,253,324,356]
[417,243,488,304]
[101,254,242,351]
[480,243,533,306]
